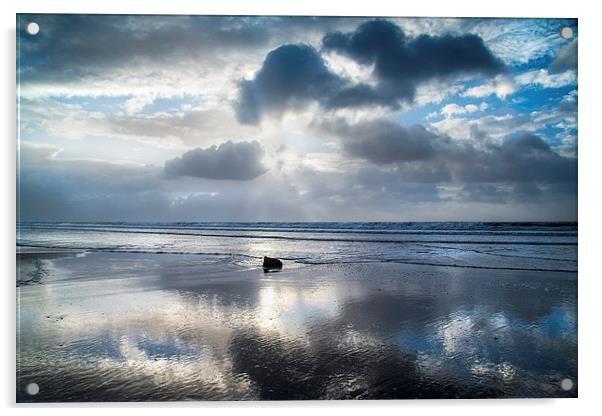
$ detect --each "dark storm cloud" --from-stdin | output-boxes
[460,182,546,204]
[355,164,451,186]
[235,44,344,124]
[18,14,369,87]
[513,182,543,202]
[322,19,505,103]
[163,141,267,180]
[455,134,577,185]
[324,83,400,109]
[294,166,443,208]
[19,142,160,193]
[459,184,509,204]
[319,118,437,164]
[316,118,576,197]
[349,167,445,203]
[17,144,165,221]
[18,142,60,164]
[235,19,504,123]
[18,14,272,83]
[549,39,577,73]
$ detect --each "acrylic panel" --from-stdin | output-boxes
[16,14,578,402]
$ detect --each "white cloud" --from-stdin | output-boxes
[464,69,577,102]
[515,69,577,89]
[553,133,577,158]
[324,105,397,124]
[20,98,262,149]
[462,75,517,100]
[432,90,577,142]
[462,19,572,65]
[413,82,465,107]
[322,52,376,86]
[440,103,486,119]
[122,94,157,115]
[441,103,467,118]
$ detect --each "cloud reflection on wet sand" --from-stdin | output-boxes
[17,252,577,401]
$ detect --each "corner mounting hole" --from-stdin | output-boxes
[560,27,573,39]
[26,22,40,36]
[26,382,39,395]
[560,378,573,391]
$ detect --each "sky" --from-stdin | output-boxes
[17,15,578,222]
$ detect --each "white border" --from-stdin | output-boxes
[2,1,600,415]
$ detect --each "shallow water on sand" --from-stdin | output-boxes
[17,252,577,401]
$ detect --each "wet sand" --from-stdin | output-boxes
[16,251,577,401]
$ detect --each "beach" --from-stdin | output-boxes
[16,228,577,400]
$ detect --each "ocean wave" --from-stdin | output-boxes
[18,221,578,237]
[16,225,577,246]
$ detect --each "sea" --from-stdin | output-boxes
[17,221,578,272]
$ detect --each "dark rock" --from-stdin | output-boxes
[263,256,283,269]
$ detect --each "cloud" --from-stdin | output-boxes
[413,82,466,107]
[235,19,504,124]
[322,19,504,103]
[441,104,467,118]
[18,15,272,85]
[317,117,576,192]
[17,133,576,223]
[17,15,373,102]
[18,141,61,164]
[17,16,578,221]
[16,149,312,222]
[432,113,526,141]
[122,94,157,115]
[234,44,344,124]
[512,181,543,202]
[101,109,261,147]
[432,90,577,143]
[462,75,517,99]
[17,141,299,222]
[459,184,509,204]
[515,69,577,89]
[439,103,485,118]
[464,66,576,101]
[356,164,451,186]
[318,119,437,164]
[453,134,577,186]
[20,98,260,148]
[163,141,267,180]
[440,103,485,118]
[458,181,547,206]
[17,152,165,221]
[459,18,576,65]
[549,39,577,74]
